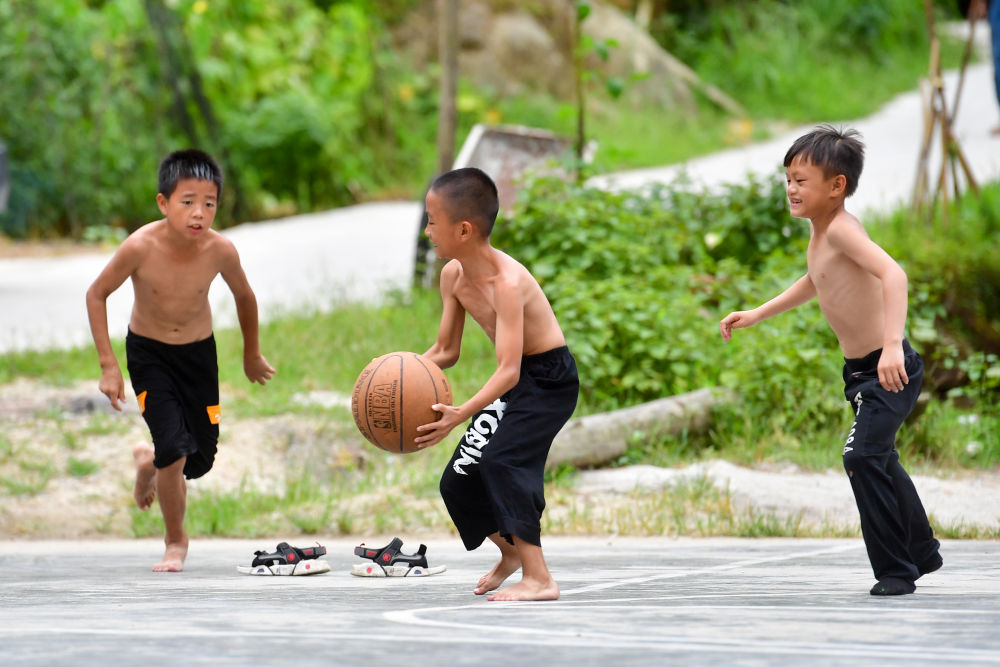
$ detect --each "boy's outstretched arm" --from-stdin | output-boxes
[827,220,909,392]
[417,274,524,449]
[720,274,816,341]
[86,241,142,410]
[219,241,275,385]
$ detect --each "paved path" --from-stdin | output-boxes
[588,64,1000,216]
[1,537,998,666]
[1,64,998,354]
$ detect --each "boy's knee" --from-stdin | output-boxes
[843,449,888,480]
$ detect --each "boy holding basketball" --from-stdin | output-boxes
[86,149,275,572]
[416,167,579,602]
[719,125,941,595]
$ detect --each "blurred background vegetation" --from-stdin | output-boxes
[1,0,996,537]
[0,0,967,238]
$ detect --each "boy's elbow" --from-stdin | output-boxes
[85,283,106,306]
[501,364,520,388]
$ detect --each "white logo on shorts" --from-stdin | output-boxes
[844,392,863,455]
[452,398,507,475]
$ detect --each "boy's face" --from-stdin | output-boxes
[156,178,219,239]
[424,189,463,258]
[785,156,840,220]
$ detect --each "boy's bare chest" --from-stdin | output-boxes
[806,237,843,289]
[133,250,218,298]
[454,279,498,332]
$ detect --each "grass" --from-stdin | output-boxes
[0,15,992,539]
[66,457,99,477]
[445,3,970,184]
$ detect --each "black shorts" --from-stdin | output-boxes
[440,346,579,549]
[125,329,220,480]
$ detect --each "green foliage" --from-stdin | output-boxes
[879,186,1000,368]
[494,173,823,414]
[494,174,999,468]
[66,457,99,477]
[1,0,966,239]
[654,0,960,122]
[0,0,437,237]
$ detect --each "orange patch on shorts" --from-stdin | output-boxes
[136,390,147,414]
[206,404,221,424]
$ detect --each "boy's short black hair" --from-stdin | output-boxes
[157,149,223,199]
[429,167,500,237]
[783,124,865,197]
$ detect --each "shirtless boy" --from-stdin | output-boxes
[86,149,275,572]
[415,167,579,601]
[720,125,941,595]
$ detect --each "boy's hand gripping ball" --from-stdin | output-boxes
[351,352,452,454]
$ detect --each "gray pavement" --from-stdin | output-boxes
[0,201,420,353]
[588,64,1000,217]
[1,537,998,666]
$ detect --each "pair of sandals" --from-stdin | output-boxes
[237,537,446,577]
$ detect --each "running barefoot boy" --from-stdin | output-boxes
[719,125,941,596]
[86,149,275,572]
[416,167,579,602]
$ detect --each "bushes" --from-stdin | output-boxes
[493,175,999,467]
[493,174,831,414]
[653,0,955,122]
[0,0,438,237]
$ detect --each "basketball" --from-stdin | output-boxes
[351,352,453,454]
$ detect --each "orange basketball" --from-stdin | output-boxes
[351,352,453,454]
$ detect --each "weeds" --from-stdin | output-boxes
[66,457,99,477]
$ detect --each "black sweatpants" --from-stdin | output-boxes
[440,346,579,550]
[842,339,940,582]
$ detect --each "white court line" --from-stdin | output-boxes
[561,541,863,595]
[377,543,1000,662]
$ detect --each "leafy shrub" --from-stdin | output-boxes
[494,174,999,467]
[0,0,438,237]
[494,174,833,417]
[654,0,954,122]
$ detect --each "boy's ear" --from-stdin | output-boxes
[155,193,169,216]
[831,174,847,197]
[458,220,475,239]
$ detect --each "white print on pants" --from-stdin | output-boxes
[844,391,863,455]
[452,398,507,475]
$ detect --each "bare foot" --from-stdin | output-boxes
[487,576,560,602]
[474,554,521,595]
[990,125,1000,137]
[153,540,188,572]
[132,444,156,510]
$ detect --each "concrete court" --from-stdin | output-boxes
[1,537,998,666]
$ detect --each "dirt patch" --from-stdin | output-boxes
[0,379,365,538]
[2,378,997,539]
[0,237,109,259]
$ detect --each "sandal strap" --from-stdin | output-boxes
[353,537,429,568]
[251,542,327,567]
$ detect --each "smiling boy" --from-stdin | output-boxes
[86,149,274,572]
[719,125,941,595]
[415,167,579,601]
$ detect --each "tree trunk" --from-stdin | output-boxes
[546,388,732,470]
[435,0,459,176]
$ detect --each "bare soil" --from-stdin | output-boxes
[1,378,997,539]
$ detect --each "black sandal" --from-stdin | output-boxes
[238,542,330,576]
[351,537,446,577]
